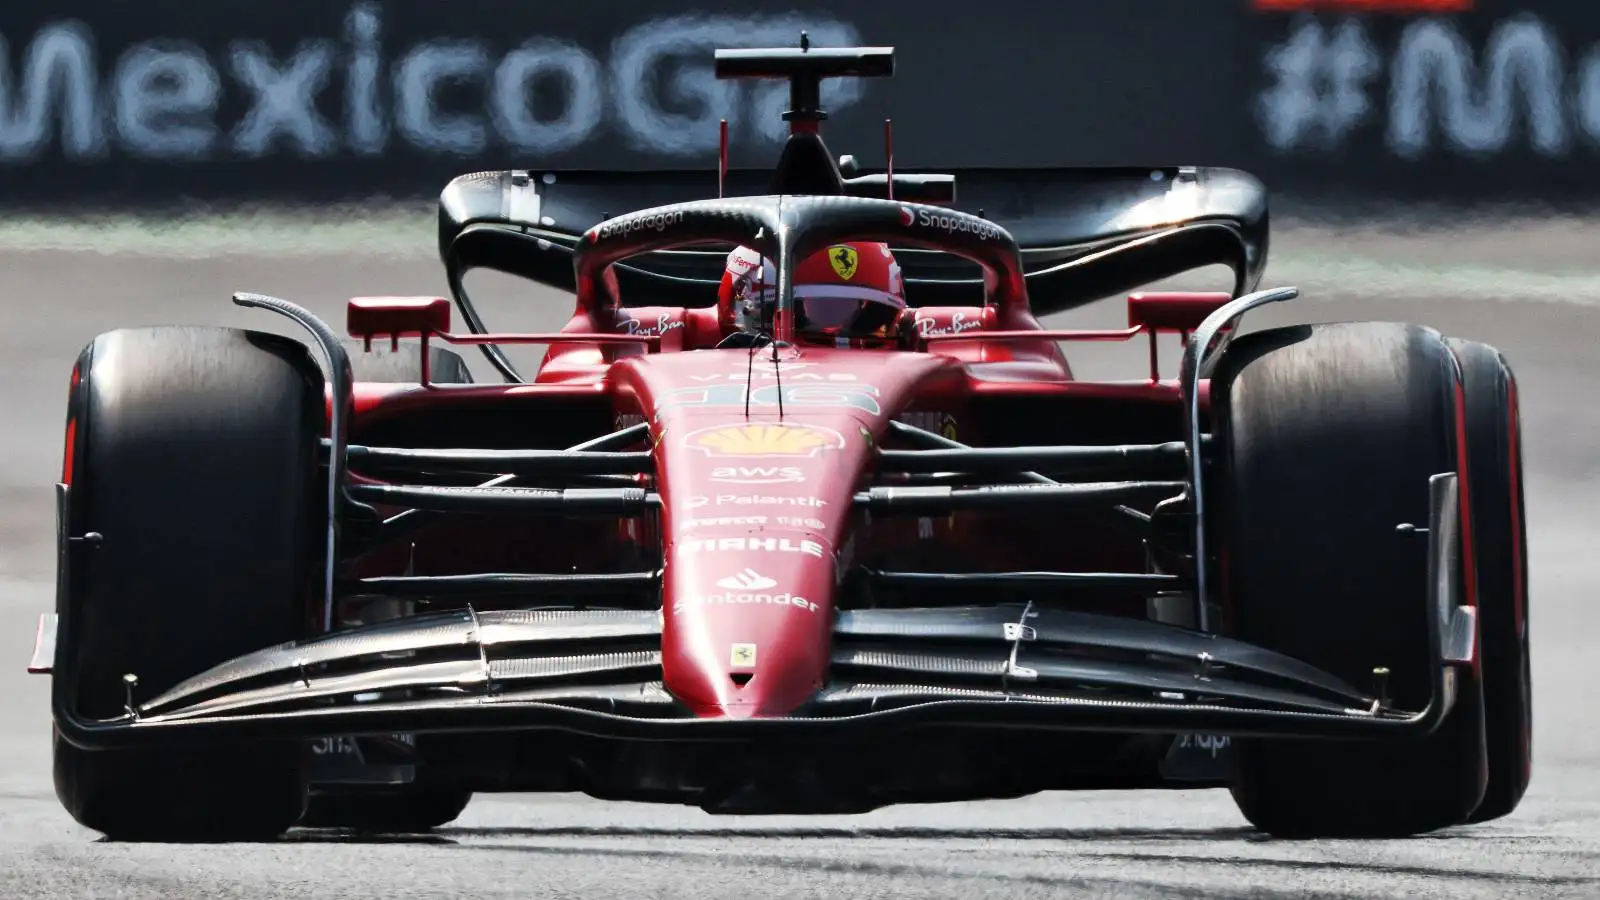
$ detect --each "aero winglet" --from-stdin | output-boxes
[27,613,57,674]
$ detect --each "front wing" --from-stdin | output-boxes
[49,472,1475,751]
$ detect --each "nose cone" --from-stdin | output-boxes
[617,345,955,720]
[664,539,834,717]
[653,413,861,719]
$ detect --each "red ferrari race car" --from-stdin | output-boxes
[32,39,1531,841]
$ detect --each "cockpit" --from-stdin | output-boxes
[717,241,906,347]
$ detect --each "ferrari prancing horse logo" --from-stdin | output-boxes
[829,245,858,280]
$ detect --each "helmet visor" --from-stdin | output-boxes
[796,285,900,336]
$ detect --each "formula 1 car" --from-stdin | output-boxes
[33,39,1531,841]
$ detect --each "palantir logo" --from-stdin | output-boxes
[716,569,777,590]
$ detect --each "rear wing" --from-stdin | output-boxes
[438,166,1268,318]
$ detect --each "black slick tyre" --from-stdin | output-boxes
[1447,338,1532,824]
[1214,321,1489,838]
[53,326,323,841]
[299,339,474,832]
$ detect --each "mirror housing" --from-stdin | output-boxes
[1127,292,1234,333]
[348,296,453,349]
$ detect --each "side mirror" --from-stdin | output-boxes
[1127,292,1233,333]
[347,296,453,349]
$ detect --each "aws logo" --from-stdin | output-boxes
[684,423,844,458]
[708,466,804,484]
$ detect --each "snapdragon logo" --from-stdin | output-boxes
[594,208,686,241]
[0,5,865,163]
[911,207,1004,241]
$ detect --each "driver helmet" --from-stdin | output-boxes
[717,241,906,340]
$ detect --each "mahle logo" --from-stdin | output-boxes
[678,536,825,558]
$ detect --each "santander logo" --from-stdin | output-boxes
[716,568,778,590]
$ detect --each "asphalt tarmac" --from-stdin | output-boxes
[0,212,1597,899]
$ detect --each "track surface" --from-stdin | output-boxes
[2,216,1598,898]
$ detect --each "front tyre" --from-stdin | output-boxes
[1215,321,1489,838]
[1448,338,1532,824]
[53,326,322,841]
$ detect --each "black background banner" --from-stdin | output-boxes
[0,0,1241,205]
[1244,1,1600,201]
[5,0,1600,206]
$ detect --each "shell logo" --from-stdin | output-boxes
[683,423,845,458]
